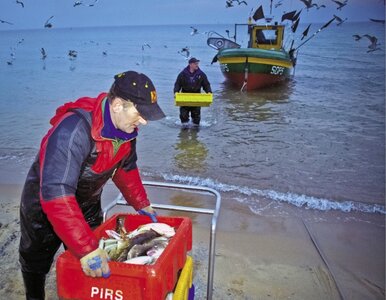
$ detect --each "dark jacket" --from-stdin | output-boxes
[20,93,149,258]
[174,66,212,94]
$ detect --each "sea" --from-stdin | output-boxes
[0,22,385,222]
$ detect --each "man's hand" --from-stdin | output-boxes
[80,248,110,278]
[138,205,158,222]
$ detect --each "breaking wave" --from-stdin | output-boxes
[146,173,386,215]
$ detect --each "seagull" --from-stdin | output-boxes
[40,48,47,60]
[275,0,283,9]
[68,50,78,59]
[102,51,107,56]
[141,43,151,51]
[44,16,54,28]
[190,26,199,35]
[0,19,13,25]
[88,0,99,7]
[331,0,348,10]
[234,0,248,5]
[334,15,347,25]
[299,0,313,9]
[311,3,326,9]
[73,1,82,7]
[363,34,381,52]
[16,0,24,8]
[178,46,190,58]
[352,34,362,41]
[225,0,234,8]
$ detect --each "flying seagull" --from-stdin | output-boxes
[88,0,99,7]
[363,34,381,53]
[234,0,248,5]
[0,19,14,25]
[331,0,348,10]
[190,26,199,36]
[40,48,47,60]
[352,34,362,41]
[299,0,313,10]
[311,3,326,9]
[178,46,190,58]
[68,50,78,59]
[225,0,234,8]
[141,43,151,51]
[44,16,54,28]
[334,15,347,26]
[73,1,82,7]
[275,0,283,9]
[16,0,24,8]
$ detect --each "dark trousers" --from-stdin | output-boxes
[19,200,102,300]
[180,106,201,125]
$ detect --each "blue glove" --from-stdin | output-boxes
[80,248,110,278]
[138,209,158,222]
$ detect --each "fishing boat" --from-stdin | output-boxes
[207,3,335,91]
[208,23,294,90]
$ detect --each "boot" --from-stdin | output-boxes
[22,271,46,300]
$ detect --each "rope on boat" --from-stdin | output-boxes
[241,56,249,92]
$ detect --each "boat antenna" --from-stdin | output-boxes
[270,0,273,15]
[294,17,335,51]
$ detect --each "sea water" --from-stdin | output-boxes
[0,22,384,219]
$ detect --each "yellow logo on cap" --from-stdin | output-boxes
[116,73,125,78]
[151,91,157,103]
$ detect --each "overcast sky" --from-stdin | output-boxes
[0,0,385,30]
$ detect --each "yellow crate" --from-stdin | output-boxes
[173,256,194,300]
[175,93,213,107]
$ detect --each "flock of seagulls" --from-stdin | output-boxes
[1,0,384,67]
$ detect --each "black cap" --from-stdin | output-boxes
[188,57,200,64]
[113,71,165,121]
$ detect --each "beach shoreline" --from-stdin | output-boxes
[0,180,384,300]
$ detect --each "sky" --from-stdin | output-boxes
[0,0,385,30]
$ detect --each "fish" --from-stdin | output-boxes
[127,237,168,260]
[132,223,176,238]
[105,229,122,240]
[124,256,154,265]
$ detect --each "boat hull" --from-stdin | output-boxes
[217,48,293,90]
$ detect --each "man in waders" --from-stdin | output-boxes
[19,71,165,300]
[174,57,212,127]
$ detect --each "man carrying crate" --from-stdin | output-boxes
[19,71,164,300]
[174,57,212,127]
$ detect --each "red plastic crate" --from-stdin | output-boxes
[56,214,192,300]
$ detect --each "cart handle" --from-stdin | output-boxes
[102,180,221,300]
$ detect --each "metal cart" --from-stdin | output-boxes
[102,181,221,300]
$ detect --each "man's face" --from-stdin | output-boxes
[189,62,199,71]
[111,98,147,133]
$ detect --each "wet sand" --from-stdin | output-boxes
[0,182,384,300]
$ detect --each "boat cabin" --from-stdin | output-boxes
[248,24,285,50]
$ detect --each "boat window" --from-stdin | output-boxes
[255,29,278,45]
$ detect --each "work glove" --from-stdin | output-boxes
[80,248,111,278]
[138,205,158,222]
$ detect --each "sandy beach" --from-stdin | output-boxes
[0,180,384,300]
